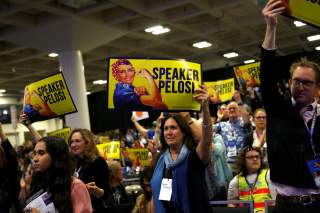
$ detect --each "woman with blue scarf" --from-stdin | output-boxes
[151,85,213,213]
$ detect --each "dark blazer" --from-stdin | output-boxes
[260,48,320,189]
[77,156,110,212]
[0,139,21,213]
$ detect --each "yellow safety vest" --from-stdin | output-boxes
[238,169,272,212]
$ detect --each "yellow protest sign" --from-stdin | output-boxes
[107,58,202,111]
[121,148,149,167]
[47,127,71,143]
[23,72,77,123]
[233,62,260,88]
[283,0,320,28]
[97,141,120,160]
[204,79,235,104]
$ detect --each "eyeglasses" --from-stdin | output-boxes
[245,155,260,160]
[292,78,315,88]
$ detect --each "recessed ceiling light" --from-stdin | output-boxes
[93,80,107,85]
[48,53,58,57]
[294,20,306,27]
[0,89,6,93]
[244,59,255,64]
[316,46,320,51]
[307,34,320,42]
[86,91,91,95]
[223,52,239,58]
[145,25,170,35]
[145,25,163,33]
[151,27,170,35]
[192,41,212,48]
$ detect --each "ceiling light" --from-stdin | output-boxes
[48,53,58,57]
[0,89,6,93]
[244,59,255,64]
[3,110,8,115]
[192,41,212,48]
[86,92,91,95]
[145,25,170,35]
[152,27,170,35]
[223,52,239,58]
[145,25,163,33]
[93,80,107,85]
[294,20,306,27]
[307,34,320,42]
[316,46,320,51]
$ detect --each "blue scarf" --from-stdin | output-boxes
[151,145,190,213]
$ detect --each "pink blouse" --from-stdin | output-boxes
[71,177,93,213]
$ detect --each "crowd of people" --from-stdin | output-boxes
[1,1,320,213]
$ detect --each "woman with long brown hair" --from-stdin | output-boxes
[68,128,110,212]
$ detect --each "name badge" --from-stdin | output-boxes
[306,157,320,188]
[159,178,172,201]
[227,145,237,158]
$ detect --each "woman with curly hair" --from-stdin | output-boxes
[24,136,92,213]
[69,128,110,212]
[227,146,276,213]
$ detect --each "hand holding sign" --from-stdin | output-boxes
[193,85,209,104]
[262,0,286,26]
[23,73,77,123]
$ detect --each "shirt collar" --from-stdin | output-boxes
[291,97,317,111]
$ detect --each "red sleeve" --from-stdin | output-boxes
[71,178,93,213]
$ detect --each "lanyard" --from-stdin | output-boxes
[74,166,82,178]
[245,173,259,196]
[304,105,318,157]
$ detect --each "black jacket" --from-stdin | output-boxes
[0,139,21,213]
[260,48,320,189]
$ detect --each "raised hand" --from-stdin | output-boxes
[193,85,209,104]
[19,112,31,126]
[262,0,286,26]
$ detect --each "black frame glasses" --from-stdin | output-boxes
[292,78,315,88]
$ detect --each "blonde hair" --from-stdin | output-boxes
[68,128,99,163]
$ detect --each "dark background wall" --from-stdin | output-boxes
[88,50,320,134]
[88,91,160,134]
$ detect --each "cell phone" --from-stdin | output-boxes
[163,112,169,117]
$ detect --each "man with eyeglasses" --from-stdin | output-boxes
[261,1,320,212]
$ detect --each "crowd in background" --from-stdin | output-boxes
[0,82,278,213]
[2,67,320,213]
